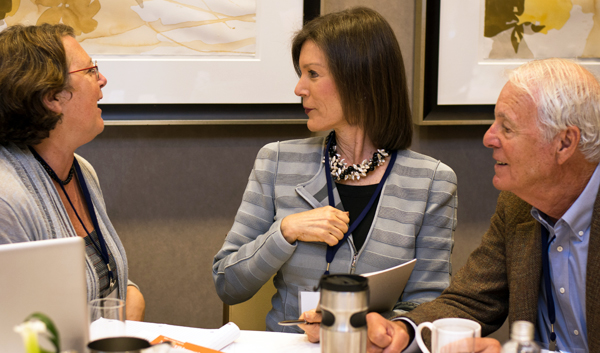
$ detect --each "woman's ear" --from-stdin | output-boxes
[42,91,63,114]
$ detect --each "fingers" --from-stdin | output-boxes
[322,207,350,239]
[440,337,501,353]
[299,309,322,343]
[300,323,320,343]
[383,321,410,353]
[366,313,409,353]
[281,207,352,245]
[304,309,322,324]
[474,338,502,353]
[322,210,350,246]
[367,315,392,352]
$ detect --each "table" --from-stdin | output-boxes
[125,321,320,353]
[222,330,320,353]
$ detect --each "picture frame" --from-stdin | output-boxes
[94,0,312,125]
[412,0,495,126]
[0,0,319,125]
[100,0,322,125]
[93,0,302,106]
[100,0,322,126]
[413,0,600,125]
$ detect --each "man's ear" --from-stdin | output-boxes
[556,126,581,165]
[42,91,63,114]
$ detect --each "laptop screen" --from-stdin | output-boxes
[0,237,89,353]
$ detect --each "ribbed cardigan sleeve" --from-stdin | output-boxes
[212,142,297,305]
[394,159,458,312]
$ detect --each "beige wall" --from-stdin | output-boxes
[76,0,508,342]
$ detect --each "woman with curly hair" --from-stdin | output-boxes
[0,23,145,320]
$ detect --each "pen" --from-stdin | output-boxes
[278,319,311,326]
[278,308,321,326]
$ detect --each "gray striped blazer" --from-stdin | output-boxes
[212,136,458,332]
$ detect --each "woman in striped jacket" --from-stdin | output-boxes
[213,7,457,333]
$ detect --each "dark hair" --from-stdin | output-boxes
[0,23,75,147]
[292,7,412,150]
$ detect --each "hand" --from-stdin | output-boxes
[367,313,410,353]
[125,285,146,321]
[281,206,350,245]
[299,309,322,343]
[473,338,502,353]
[441,337,501,353]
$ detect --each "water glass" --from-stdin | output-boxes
[89,298,126,341]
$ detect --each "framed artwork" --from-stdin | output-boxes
[1,0,318,124]
[413,0,600,125]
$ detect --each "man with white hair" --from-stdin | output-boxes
[362,58,600,353]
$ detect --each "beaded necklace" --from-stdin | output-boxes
[323,131,390,181]
[28,146,75,185]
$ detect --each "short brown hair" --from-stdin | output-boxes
[0,23,75,146]
[292,7,412,150]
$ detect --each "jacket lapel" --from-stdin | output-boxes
[586,187,600,351]
[295,157,343,210]
[512,220,542,325]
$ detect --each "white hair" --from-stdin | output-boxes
[508,58,600,163]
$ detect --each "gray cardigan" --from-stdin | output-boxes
[0,143,129,302]
[213,136,458,332]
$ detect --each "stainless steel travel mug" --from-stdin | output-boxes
[319,274,369,353]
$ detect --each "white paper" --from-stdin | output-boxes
[221,330,319,353]
[299,259,417,314]
[299,291,321,314]
[362,258,416,312]
[125,320,240,351]
[89,318,126,341]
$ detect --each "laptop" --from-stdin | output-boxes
[0,237,89,353]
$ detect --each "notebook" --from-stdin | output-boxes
[0,237,89,353]
[362,258,417,312]
[299,258,417,314]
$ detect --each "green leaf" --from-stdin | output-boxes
[0,0,12,20]
[24,313,60,353]
[484,0,525,37]
[510,25,524,53]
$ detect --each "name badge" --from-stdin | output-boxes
[299,291,320,314]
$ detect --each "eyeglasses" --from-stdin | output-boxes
[68,60,99,80]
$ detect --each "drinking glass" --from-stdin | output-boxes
[89,298,126,341]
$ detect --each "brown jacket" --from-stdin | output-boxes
[404,191,600,350]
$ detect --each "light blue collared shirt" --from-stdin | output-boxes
[531,163,600,353]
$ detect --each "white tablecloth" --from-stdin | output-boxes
[221,330,320,353]
[124,320,320,353]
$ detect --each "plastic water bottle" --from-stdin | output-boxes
[501,321,541,353]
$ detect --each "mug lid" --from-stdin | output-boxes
[319,274,368,292]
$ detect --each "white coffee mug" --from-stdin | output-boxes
[416,318,481,353]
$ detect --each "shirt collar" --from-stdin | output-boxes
[531,163,600,237]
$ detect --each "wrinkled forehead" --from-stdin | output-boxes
[495,81,539,122]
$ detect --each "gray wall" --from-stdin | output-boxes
[76,0,508,341]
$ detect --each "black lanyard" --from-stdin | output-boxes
[541,225,557,349]
[323,136,397,274]
[73,158,115,290]
[30,148,115,290]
